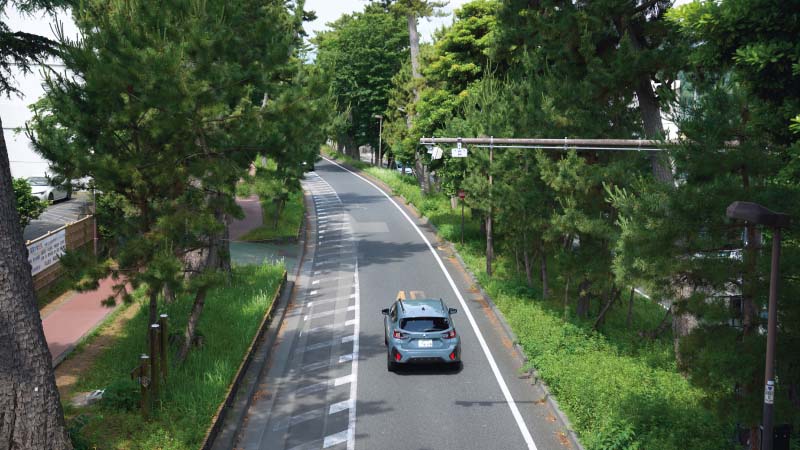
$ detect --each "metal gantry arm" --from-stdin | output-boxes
[420,136,669,152]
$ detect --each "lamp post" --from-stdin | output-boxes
[373,114,383,168]
[726,201,791,450]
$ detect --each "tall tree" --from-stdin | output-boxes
[314,4,408,159]
[0,1,73,447]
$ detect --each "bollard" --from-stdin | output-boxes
[135,354,151,419]
[149,324,160,402]
[159,314,168,380]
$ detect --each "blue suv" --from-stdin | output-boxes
[381,298,461,371]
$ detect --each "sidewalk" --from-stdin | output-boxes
[42,196,274,367]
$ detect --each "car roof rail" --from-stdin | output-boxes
[440,298,446,312]
[398,298,405,311]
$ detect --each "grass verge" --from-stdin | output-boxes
[67,263,285,450]
[343,159,727,450]
[239,190,304,242]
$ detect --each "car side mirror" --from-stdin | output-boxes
[448,307,458,314]
[381,308,391,315]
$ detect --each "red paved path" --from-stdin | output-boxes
[42,196,264,366]
[42,276,124,366]
[229,195,263,240]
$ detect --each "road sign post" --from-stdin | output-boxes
[458,190,466,245]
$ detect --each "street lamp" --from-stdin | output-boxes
[373,114,383,168]
[726,201,791,450]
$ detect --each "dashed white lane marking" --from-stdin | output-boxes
[312,280,320,285]
[322,158,538,450]
[306,320,355,334]
[307,295,355,309]
[329,399,354,415]
[303,305,356,321]
[300,335,356,353]
[323,430,348,448]
[295,374,353,397]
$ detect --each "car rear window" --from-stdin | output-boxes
[400,317,449,332]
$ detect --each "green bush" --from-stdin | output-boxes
[101,378,140,412]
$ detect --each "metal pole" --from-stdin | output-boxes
[761,227,782,450]
[149,324,160,402]
[159,314,169,380]
[461,199,464,246]
[92,186,97,256]
[378,117,383,168]
[140,354,150,419]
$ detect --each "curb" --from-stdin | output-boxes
[204,188,312,450]
[329,157,585,450]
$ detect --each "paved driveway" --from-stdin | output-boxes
[23,192,92,242]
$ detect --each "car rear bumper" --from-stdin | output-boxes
[390,343,460,364]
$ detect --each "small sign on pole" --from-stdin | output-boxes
[458,190,465,200]
[765,381,775,404]
[452,148,468,158]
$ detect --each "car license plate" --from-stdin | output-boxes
[418,339,433,348]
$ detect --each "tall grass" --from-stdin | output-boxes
[69,264,284,450]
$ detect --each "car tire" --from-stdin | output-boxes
[384,332,388,346]
[450,361,462,372]
[48,193,54,203]
[387,352,397,372]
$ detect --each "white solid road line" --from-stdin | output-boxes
[322,157,538,450]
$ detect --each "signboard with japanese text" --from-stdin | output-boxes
[27,229,66,276]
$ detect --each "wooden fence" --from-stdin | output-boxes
[27,215,95,294]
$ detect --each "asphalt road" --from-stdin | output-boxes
[23,193,92,242]
[233,158,572,450]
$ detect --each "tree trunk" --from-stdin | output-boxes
[626,287,635,328]
[406,13,421,102]
[593,286,620,331]
[635,76,673,184]
[176,287,208,364]
[523,247,532,288]
[0,121,73,449]
[539,241,548,299]
[576,278,591,319]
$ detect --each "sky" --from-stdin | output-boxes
[304,0,472,43]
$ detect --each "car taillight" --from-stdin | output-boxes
[442,329,456,339]
[393,330,407,339]
[395,351,402,361]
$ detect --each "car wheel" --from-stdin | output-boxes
[387,351,397,372]
[384,332,388,346]
[48,193,54,202]
[66,191,72,200]
[450,361,462,372]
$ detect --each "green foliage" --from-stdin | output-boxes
[100,378,139,412]
[12,177,46,228]
[239,190,304,242]
[72,264,284,449]
[314,4,409,157]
